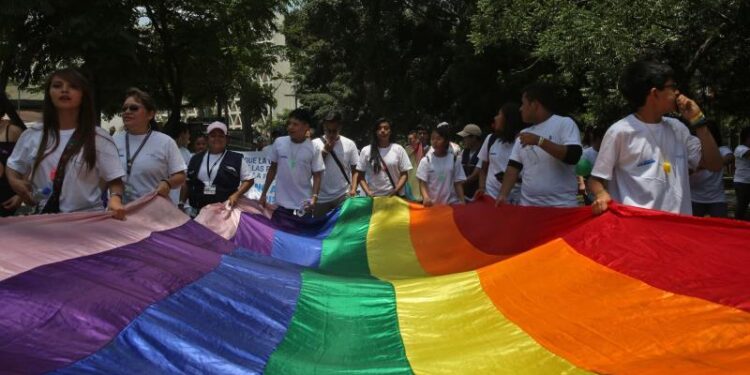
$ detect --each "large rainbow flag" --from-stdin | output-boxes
[1,195,749,374]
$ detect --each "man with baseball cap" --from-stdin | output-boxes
[186,121,254,213]
[457,124,483,198]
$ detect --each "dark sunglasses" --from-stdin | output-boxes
[121,104,142,112]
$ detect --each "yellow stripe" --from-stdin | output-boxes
[366,197,426,279]
[391,271,589,374]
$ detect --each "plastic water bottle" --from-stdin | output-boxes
[294,199,311,217]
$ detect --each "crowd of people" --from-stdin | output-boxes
[1,60,749,222]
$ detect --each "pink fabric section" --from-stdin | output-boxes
[195,198,275,239]
[0,194,188,281]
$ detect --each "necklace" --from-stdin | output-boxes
[125,128,153,175]
[289,140,302,169]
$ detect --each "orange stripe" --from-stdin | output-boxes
[478,238,750,374]
[409,203,507,275]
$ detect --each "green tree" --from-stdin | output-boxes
[284,0,529,143]
[471,0,750,129]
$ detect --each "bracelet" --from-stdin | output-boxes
[689,111,704,123]
[161,179,173,189]
[537,136,545,146]
[689,112,707,128]
[312,194,319,198]
[110,192,123,198]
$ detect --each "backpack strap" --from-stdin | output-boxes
[321,137,351,185]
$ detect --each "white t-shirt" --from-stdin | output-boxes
[113,131,187,204]
[689,146,731,203]
[269,136,325,210]
[477,135,515,199]
[509,114,582,207]
[7,125,125,213]
[356,143,412,196]
[196,151,254,185]
[592,115,701,214]
[312,136,359,202]
[416,151,466,204]
[734,145,750,184]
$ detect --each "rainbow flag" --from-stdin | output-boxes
[1,196,749,374]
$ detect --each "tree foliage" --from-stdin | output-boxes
[284,0,532,143]
[0,0,283,133]
[471,0,750,131]
[286,0,750,143]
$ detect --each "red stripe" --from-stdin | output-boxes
[454,196,594,255]
[564,203,750,313]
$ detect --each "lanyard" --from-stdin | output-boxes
[206,150,227,185]
[125,129,153,175]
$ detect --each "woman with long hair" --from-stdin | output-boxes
[351,118,412,197]
[6,68,126,218]
[112,88,186,204]
[477,102,524,202]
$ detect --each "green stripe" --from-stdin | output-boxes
[264,270,413,374]
[319,197,372,276]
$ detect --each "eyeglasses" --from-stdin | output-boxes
[121,104,142,113]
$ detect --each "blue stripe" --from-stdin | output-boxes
[269,209,340,268]
[54,249,304,375]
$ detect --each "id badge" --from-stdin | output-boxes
[204,185,217,195]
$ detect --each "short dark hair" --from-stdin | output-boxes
[322,111,342,123]
[125,87,157,112]
[619,60,675,110]
[522,82,557,113]
[288,108,314,126]
[415,124,428,132]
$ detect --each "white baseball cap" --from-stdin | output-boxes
[206,121,228,135]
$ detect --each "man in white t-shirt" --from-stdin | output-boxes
[311,111,359,216]
[590,60,723,215]
[496,82,583,207]
[260,108,325,215]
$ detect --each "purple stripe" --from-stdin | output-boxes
[0,221,235,374]
[233,213,276,255]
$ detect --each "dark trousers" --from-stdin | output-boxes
[735,182,750,221]
[691,201,728,218]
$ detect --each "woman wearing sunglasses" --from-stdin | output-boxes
[112,88,186,204]
[5,68,126,218]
